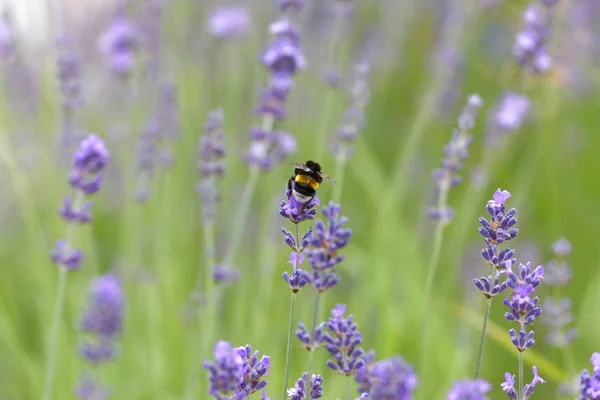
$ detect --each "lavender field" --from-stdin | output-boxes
[0,0,599,399]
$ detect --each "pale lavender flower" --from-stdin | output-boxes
[579,352,600,400]
[0,10,14,59]
[76,374,110,400]
[207,6,250,39]
[355,351,418,399]
[287,373,323,399]
[56,36,83,149]
[430,94,484,223]
[487,92,531,146]
[98,13,137,77]
[447,379,491,400]
[502,366,545,399]
[213,264,240,284]
[513,1,560,74]
[52,135,109,270]
[204,341,244,399]
[332,62,371,160]
[197,109,226,220]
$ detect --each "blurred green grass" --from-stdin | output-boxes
[1,0,599,399]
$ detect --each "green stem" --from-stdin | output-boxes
[42,265,68,400]
[346,376,353,400]
[519,350,524,399]
[306,292,321,380]
[282,224,301,399]
[474,264,496,380]
[331,151,347,204]
[282,293,296,400]
[222,116,273,266]
[417,184,449,397]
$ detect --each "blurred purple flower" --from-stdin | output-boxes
[75,374,110,400]
[207,6,250,39]
[98,14,137,77]
[81,272,124,339]
[579,352,600,399]
[355,351,418,399]
[204,341,244,399]
[0,11,14,59]
[447,379,491,400]
[197,109,226,219]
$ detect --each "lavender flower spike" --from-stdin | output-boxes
[578,352,600,400]
[204,341,243,399]
[355,351,418,399]
[98,12,137,78]
[487,92,531,146]
[207,6,250,39]
[502,366,545,399]
[321,304,365,376]
[236,344,271,396]
[447,379,492,400]
[287,373,323,400]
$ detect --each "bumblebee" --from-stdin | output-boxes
[288,160,335,206]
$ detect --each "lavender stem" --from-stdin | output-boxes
[306,292,321,380]
[331,151,347,204]
[42,265,67,400]
[282,293,296,400]
[474,265,496,380]
[519,336,524,399]
[346,376,352,400]
[418,183,449,392]
[282,223,301,399]
[223,116,273,265]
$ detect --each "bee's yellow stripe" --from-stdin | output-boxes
[295,174,319,190]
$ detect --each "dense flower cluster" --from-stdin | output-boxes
[204,341,271,399]
[197,109,226,221]
[513,1,560,74]
[287,373,323,400]
[51,135,109,270]
[429,93,484,222]
[447,379,491,400]
[98,11,137,78]
[473,189,517,298]
[578,352,600,400]
[355,351,418,399]
[244,3,305,171]
[77,272,124,399]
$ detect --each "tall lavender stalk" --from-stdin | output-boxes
[472,189,518,379]
[44,135,109,400]
[280,188,318,398]
[76,272,124,399]
[419,94,483,386]
[331,62,370,203]
[501,262,546,399]
[223,0,305,267]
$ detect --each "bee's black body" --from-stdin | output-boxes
[288,160,326,205]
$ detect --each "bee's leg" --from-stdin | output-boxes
[287,177,295,192]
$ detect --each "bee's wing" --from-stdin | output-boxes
[319,171,336,184]
[290,162,310,171]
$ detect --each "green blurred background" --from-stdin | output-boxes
[0,0,598,398]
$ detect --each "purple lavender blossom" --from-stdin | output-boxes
[0,10,14,59]
[487,92,531,145]
[98,13,137,77]
[287,373,323,399]
[296,321,324,351]
[321,304,365,376]
[279,190,319,224]
[355,351,418,399]
[579,352,600,399]
[197,109,226,220]
[447,379,491,400]
[213,264,240,284]
[244,4,305,171]
[56,36,83,149]
[280,0,304,13]
[204,341,244,399]
[75,374,110,400]
[430,94,484,222]
[52,135,109,270]
[237,345,271,395]
[304,202,352,293]
[513,1,560,74]
[207,6,250,39]
[80,273,124,339]
[545,237,572,286]
[501,366,545,399]
[332,62,371,160]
